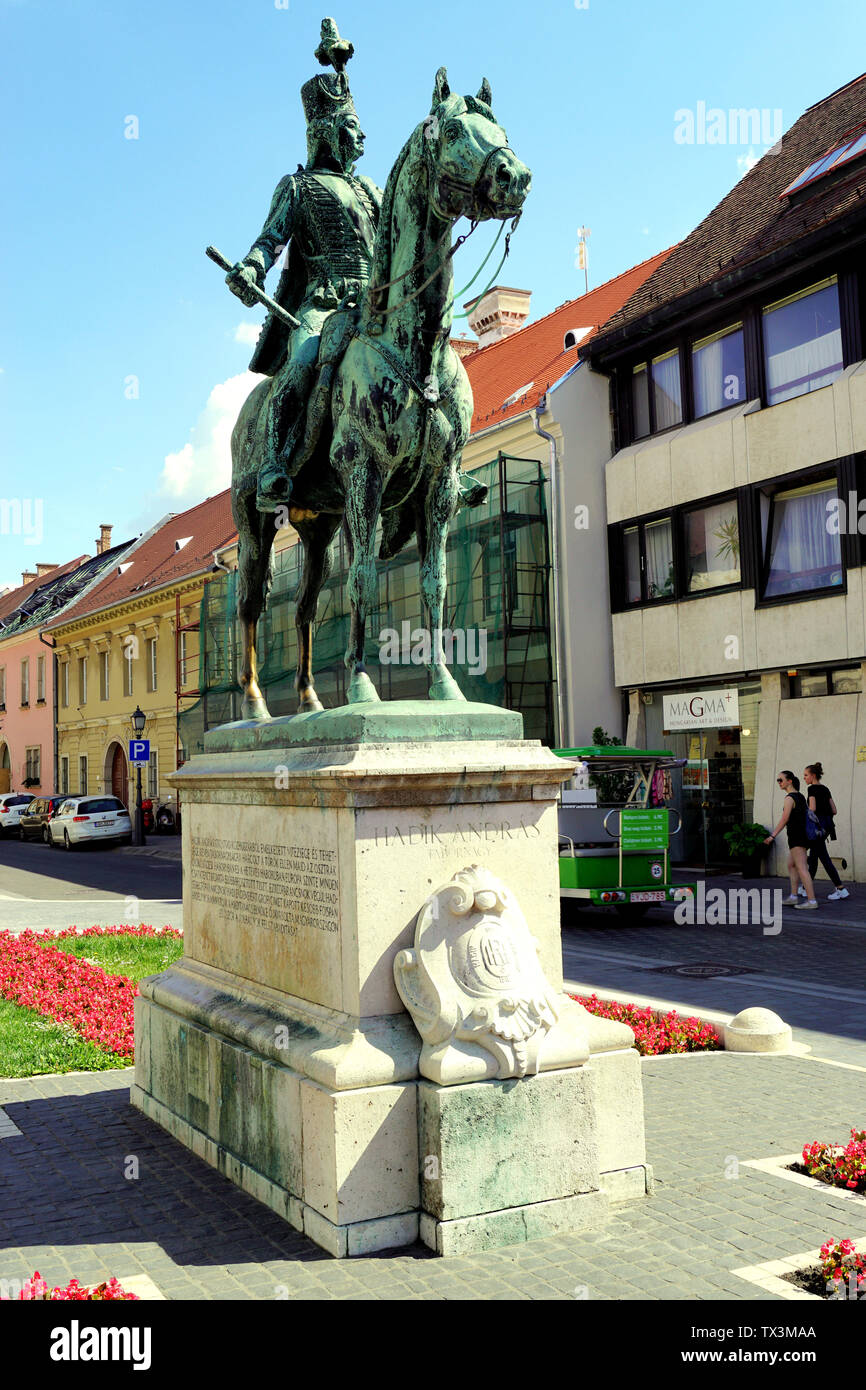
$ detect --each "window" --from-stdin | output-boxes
[781,125,866,198]
[147,637,158,693]
[147,749,159,799]
[78,656,87,706]
[79,755,88,795]
[0,666,5,710]
[25,747,41,784]
[36,655,45,704]
[179,632,189,689]
[761,477,842,599]
[645,518,674,598]
[100,651,110,702]
[617,516,674,604]
[683,498,740,592]
[60,756,69,795]
[762,277,842,406]
[630,350,683,438]
[61,662,69,709]
[623,526,641,603]
[20,658,29,706]
[789,666,862,697]
[651,349,682,430]
[632,364,650,439]
[691,324,746,417]
[123,641,134,697]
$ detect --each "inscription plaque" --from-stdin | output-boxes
[191,834,340,936]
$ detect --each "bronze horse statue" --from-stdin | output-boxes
[230,68,530,719]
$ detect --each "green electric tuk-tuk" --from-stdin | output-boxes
[554,746,697,920]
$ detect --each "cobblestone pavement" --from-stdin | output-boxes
[563,873,866,1067]
[1,1048,863,1301]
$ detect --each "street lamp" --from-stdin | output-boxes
[131,705,147,846]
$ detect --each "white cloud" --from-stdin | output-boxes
[737,149,760,177]
[160,371,260,502]
[234,321,261,346]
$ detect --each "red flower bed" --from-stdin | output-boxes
[821,1238,866,1294]
[803,1130,866,1194]
[2,1270,139,1301]
[0,925,180,1058]
[571,992,721,1056]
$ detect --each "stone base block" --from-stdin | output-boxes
[587,1048,647,1177]
[419,1067,600,1222]
[420,1190,609,1256]
[133,993,419,1252]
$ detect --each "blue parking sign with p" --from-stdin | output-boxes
[129,740,150,764]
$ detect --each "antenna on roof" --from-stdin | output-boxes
[575,226,591,295]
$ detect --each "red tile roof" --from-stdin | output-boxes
[464,247,675,433]
[591,73,866,346]
[47,491,237,627]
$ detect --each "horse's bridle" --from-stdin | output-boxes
[367,122,520,320]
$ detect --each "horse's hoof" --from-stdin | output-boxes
[347,671,381,704]
[296,691,324,714]
[241,693,273,722]
[428,670,467,702]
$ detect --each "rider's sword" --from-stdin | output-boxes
[205,245,300,329]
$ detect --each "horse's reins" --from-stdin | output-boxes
[368,134,520,321]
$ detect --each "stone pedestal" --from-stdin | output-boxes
[131,702,649,1257]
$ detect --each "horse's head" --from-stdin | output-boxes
[423,68,531,224]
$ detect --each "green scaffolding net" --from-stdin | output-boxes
[178,454,556,756]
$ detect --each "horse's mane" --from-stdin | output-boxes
[367,121,425,320]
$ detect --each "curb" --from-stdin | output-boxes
[565,979,811,1057]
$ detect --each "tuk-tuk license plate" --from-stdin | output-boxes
[630,891,665,903]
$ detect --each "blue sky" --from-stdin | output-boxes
[2,0,865,588]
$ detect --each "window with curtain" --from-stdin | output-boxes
[645,518,674,599]
[692,324,746,417]
[763,478,842,597]
[762,278,843,406]
[684,499,740,592]
[632,364,650,439]
[651,350,683,430]
[20,658,29,706]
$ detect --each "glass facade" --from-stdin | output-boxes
[645,681,762,866]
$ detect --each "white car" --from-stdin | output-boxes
[49,796,132,850]
[0,793,35,837]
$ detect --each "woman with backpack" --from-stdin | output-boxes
[763,771,818,909]
[803,763,848,900]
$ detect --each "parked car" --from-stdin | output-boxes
[0,793,35,837]
[48,796,132,850]
[18,795,68,844]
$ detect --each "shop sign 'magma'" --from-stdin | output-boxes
[662,689,740,731]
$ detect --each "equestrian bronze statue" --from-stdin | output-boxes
[216,18,530,719]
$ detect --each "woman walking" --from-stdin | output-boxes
[763,771,818,909]
[803,763,848,900]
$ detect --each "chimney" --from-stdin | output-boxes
[21,570,37,585]
[96,524,113,555]
[35,563,58,577]
[450,334,479,360]
[464,286,532,349]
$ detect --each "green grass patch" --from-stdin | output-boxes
[37,932,184,985]
[0,996,132,1077]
